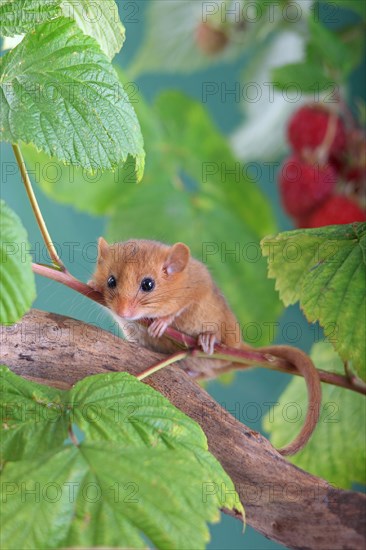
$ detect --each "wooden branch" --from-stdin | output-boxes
[1,310,365,550]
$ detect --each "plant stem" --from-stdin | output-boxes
[317,110,337,165]
[12,144,65,270]
[32,263,105,305]
[195,353,366,395]
[137,351,190,380]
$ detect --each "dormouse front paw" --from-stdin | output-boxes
[148,318,170,339]
[198,332,217,355]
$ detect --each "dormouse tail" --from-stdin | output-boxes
[256,345,322,456]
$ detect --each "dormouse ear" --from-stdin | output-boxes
[97,237,109,262]
[164,242,190,275]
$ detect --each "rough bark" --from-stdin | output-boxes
[1,309,365,550]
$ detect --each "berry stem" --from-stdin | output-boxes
[316,110,337,165]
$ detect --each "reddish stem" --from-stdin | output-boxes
[32,263,366,395]
[32,263,105,306]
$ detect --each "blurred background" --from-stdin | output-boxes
[1,1,365,548]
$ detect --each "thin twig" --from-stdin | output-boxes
[137,351,190,380]
[201,356,366,394]
[32,263,105,305]
[12,144,65,269]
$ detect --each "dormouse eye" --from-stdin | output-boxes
[140,277,155,292]
[107,275,117,289]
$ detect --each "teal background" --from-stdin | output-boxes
[0,2,364,549]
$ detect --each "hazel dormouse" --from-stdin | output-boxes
[90,238,322,456]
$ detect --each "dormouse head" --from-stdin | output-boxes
[92,237,191,320]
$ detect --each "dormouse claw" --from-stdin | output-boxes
[198,332,217,355]
[148,318,170,339]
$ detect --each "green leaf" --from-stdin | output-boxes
[21,142,127,216]
[0,0,62,37]
[61,0,125,60]
[20,69,163,215]
[0,446,86,549]
[0,366,68,461]
[107,91,281,346]
[70,372,208,451]
[308,17,358,76]
[321,0,366,19]
[0,0,125,60]
[154,91,276,240]
[261,223,366,381]
[336,24,365,76]
[0,369,243,548]
[272,62,335,93]
[70,443,241,550]
[263,343,366,489]
[0,17,144,176]
[0,200,36,324]
[1,442,241,550]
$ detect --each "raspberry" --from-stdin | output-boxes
[288,106,346,160]
[195,22,229,55]
[307,195,366,227]
[279,155,337,217]
[294,216,311,229]
[344,166,366,185]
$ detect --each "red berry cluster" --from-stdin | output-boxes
[279,105,366,227]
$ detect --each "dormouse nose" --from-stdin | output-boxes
[116,297,134,319]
